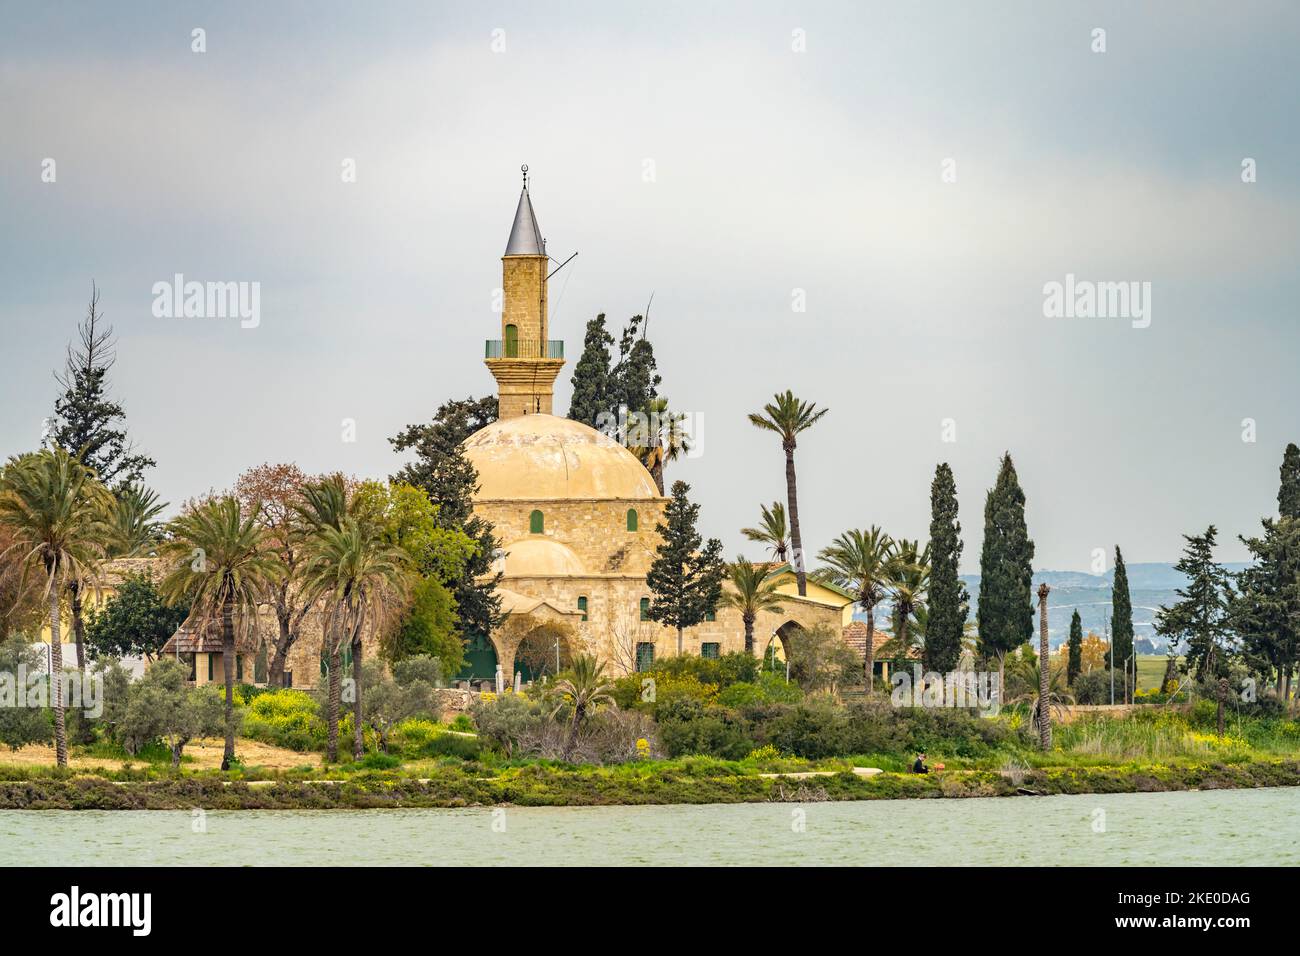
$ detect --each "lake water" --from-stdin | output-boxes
[2,788,1296,866]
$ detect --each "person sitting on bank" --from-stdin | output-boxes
[912,752,929,774]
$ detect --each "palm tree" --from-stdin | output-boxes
[629,398,691,495]
[1037,582,1052,749]
[159,496,281,770]
[748,391,828,596]
[880,540,931,667]
[815,527,894,693]
[549,654,615,761]
[293,476,351,760]
[741,502,789,564]
[719,558,785,654]
[0,448,113,766]
[299,514,411,761]
[106,483,167,558]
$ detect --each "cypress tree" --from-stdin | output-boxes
[1108,546,1135,698]
[1279,443,1300,520]
[49,283,155,487]
[925,462,968,672]
[568,314,615,428]
[646,480,725,655]
[1067,608,1083,685]
[977,453,1035,689]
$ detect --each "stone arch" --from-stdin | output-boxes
[768,620,806,666]
[491,612,579,685]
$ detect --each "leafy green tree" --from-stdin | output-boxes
[359,658,437,753]
[86,571,188,660]
[718,558,785,654]
[748,391,828,596]
[646,481,725,655]
[48,284,154,488]
[121,658,227,767]
[815,527,894,691]
[390,396,501,648]
[0,447,114,765]
[1107,546,1135,699]
[160,496,282,770]
[977,453,1035,691]
[568,314,616,427]
[0,636,52,751]
[785,623,860,694]
[1279,443,1300,520]
[388,575,463,673]
[1155,526,1232,682]
[926,463,968,672]
[1067,609,1083,685]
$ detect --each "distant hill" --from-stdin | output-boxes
[853,562,1249,654]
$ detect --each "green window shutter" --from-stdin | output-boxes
[705,609,716,622]
[701,643,720,660]
[639,597,650,621]
[207,654,213,682]
[530,510,544,533]
[636,642,655,672]
[626,508,638,531]
[504,324,519,357]
[577,596,588,621]
[236,655,243,681]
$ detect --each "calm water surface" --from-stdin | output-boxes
[2,788,1296,866]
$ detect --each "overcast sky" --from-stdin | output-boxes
[2,1,1298,573]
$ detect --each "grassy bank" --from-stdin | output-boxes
[1,756,1297,810]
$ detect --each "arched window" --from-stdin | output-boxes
[529,509,544,533]
[639,597,650,621]
[626,508,638,531]
[577,596,588,621]
[504,324,519,357]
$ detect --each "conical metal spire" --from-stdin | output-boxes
[505,165,545,256]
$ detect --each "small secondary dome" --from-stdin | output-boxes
[463,414,661,501]
[503,538,586,577]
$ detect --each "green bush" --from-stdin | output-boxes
[717,673,803,708]
[242,689,324,751]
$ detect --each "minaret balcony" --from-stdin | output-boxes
[485,339,564,360]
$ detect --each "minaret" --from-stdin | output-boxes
[486,166,564,419]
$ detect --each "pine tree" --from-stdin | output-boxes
[49,284,155,487]
[1067,608,1083,685]
[924,462,967,672]
[1107,546,1135,699]
[646,480,725,655]
[1155,526,1231,682]
[390,396,502,644]
[1233,516,1300,701]
[1279,443,1300,520]
[977,453,1035,690]
[567,314,615,427]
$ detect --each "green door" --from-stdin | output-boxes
[504,324,519,357]
[455,631,499,681]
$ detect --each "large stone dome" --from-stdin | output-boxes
[503,538,586,576]
[463,413,661,501]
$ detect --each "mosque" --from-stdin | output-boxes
[455,173,853,683]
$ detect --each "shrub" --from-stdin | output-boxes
[717,673,804,708]
[1072,670,1116,705]
[242,689,324,751]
